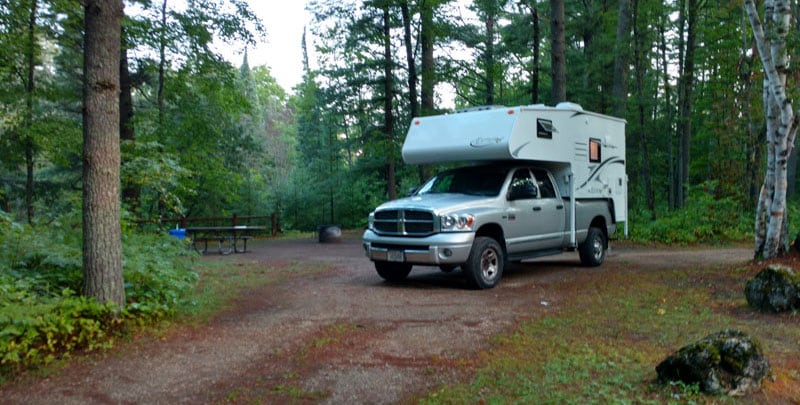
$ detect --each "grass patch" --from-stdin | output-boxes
[421,260,800,403]
[173,257,330,324]
[270,384,329,401]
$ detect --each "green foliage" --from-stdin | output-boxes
[629,181,752,244]
[122,232,199,318]
[121,140,193,216]
[0,218,199,378]
[0,285,117,374]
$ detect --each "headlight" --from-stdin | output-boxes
[440,214,475,232]
[368,212,375,230]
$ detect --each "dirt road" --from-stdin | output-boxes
[0,236,752,404]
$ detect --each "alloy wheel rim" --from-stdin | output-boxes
[481,248,499,281]
[592,236,603,261]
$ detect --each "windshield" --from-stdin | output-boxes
[416,166,508,197]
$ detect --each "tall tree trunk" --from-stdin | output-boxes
[120,26,139,209]
[382,5,396,200]
[24,0,37,224]
[657,16,676,210]
[157,0,168,128]
[484,10,496,105]
[531,4,540,104]
[418,0,437,183]
[83,0,125,307]
[676,0,698,208]
[420,1,435,116]
[611,0,630,117]
[400,1,418,118]
[632,0,654,220]
[550,0,566,104]
[745,0,798,259]
[519,0,541,103]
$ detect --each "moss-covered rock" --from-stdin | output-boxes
[656,330,771,396]
[745,264,800,313]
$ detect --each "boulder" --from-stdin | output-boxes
[745,264,800,313]
[656,330,771,396]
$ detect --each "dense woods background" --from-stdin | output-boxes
[0,0,798,375]
[0,0,784,236]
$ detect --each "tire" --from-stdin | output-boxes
[579,227,606,267]
[375,261,412,282]
[463,237,504,289]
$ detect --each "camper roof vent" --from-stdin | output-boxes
[555,102,583,111]
[456,105,506,114]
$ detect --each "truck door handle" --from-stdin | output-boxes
[533,206,542,211]
[556,205,564,210]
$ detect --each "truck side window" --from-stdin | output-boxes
[532,169,556,198]
[509,169,538,199]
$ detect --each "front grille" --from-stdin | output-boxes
[373,209,435,236]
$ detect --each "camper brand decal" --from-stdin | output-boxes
[470,137,503,148]
[536,118,555,139]
[577,157,625,190]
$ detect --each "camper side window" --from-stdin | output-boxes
[589,138,602,163]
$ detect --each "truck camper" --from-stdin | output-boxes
[362,102,627,289]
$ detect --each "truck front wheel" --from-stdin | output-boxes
[463,237,504,289]
[375,261,412,282]
[579,227,606,266]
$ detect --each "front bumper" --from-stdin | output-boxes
[362,229,475,265]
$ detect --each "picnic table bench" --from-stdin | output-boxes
[186,226,265,254]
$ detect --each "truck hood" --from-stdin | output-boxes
[375,193,499,214]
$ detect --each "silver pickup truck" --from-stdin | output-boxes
[362,162,617,289]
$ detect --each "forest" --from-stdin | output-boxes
[0,0,794,374]
[1,0,782,237]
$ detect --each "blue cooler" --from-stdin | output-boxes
[169,228,186,240]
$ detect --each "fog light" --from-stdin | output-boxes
[442,248,453,257]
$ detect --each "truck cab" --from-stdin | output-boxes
[363,162,615,289]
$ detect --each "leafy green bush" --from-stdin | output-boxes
[0,217,199,378]
[630,181,752,244]
[122,232,199,318]
[0,284,117,373]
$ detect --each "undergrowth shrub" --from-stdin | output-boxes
[630,181,751,244]
[0,284,117,373]
[0,216,198,379]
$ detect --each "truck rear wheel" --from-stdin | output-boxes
[579,226,606,266]
[463,237,504,289]
[375,261,412,282]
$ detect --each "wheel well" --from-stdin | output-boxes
[589,216,608,248]
[476,223,505,251]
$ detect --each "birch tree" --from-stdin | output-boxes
[744,0,799,258]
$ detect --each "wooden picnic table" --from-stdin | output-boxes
[186,226,265,254]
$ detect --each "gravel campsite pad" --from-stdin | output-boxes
[1,235,792,403]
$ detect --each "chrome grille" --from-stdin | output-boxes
[373,209,435,236]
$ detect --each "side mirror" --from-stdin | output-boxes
[408,187,418,196]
